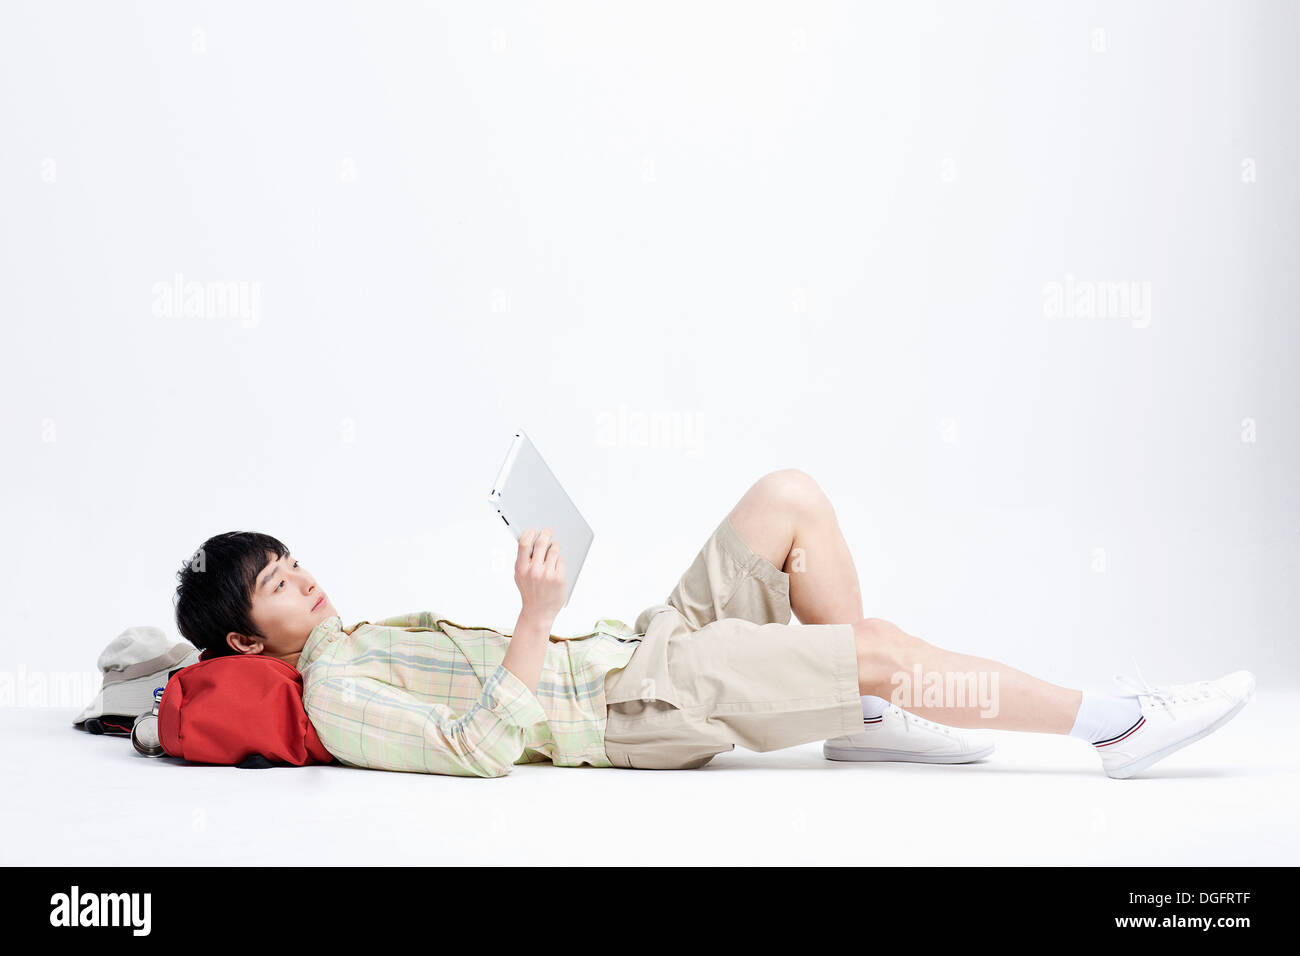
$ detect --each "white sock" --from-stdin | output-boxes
[860,694,888,724]
[1068,692,1143,745]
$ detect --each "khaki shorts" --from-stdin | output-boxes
[602,513,862,769]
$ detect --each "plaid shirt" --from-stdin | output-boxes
[297,611,639,777]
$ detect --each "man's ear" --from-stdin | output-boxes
[226,631,263,655]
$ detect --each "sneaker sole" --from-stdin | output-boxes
[823,742,995,764]
[1104,687,1255,779]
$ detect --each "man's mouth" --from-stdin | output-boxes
[312,595,325,612]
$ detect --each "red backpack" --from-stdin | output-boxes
[157,650,334,768]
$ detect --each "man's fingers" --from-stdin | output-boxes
[515,528,561,574]
[532,527,554,561]
[516,529,536,571]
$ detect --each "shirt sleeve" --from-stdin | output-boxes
[304,662,549,778]
[369,611,442,629]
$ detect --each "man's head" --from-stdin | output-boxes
[174,532,338,665]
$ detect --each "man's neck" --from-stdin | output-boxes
[268,649,301,670]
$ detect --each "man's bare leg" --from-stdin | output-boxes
[726,469,1083,734]
[725,468,865,624]
[849,617,1081,732]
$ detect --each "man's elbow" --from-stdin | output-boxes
[438,725,526,777]
[465,758,515,778]
[457,744,522,778]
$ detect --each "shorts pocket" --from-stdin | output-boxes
[608,698,680,719]
[603,617,686,709]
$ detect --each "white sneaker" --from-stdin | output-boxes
[1094,669,1256,779]
[823,703,995,764]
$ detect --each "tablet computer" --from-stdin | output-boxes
[488,429,593,610]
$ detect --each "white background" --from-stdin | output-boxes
[3,0,1296,705]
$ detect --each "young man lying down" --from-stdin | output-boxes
[173,469,1254,778]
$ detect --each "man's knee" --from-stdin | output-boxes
[853,618,916,690]
[854,617,908,647]
[754,468,828,518]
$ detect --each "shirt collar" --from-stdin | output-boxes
[297,616,346,671]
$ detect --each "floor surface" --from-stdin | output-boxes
[6,693,1296,866]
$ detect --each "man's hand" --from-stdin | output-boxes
[514,527,566,623]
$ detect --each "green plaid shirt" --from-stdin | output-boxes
[297,611,639,777]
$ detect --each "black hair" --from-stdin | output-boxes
[174,532,290,658]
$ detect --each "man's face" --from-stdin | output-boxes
[228,551,338,658]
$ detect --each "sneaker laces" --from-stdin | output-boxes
[890,704,954,736]
[1112,658,1213,715]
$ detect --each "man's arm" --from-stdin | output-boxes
[305,663,548,778]
[303,527,568,779]
[500,526,567,694]
[501,610,551,694]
